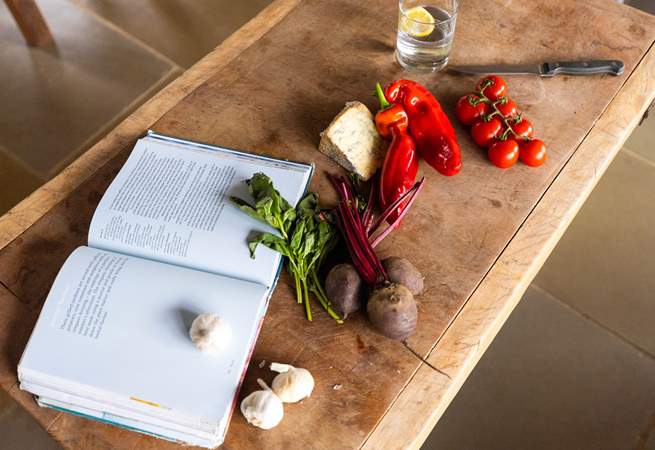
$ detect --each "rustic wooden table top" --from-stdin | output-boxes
[1,0,654,449]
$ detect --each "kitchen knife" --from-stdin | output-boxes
[449,60,624,77]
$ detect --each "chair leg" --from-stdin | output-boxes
[4,0,53,47]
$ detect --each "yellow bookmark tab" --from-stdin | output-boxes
[130,397,161,408]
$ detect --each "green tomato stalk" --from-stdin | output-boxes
[469,80,529,142]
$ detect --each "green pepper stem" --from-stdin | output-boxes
[374,82,391,110]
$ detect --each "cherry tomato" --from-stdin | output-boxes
[488,139,519,169]
[519,139,547,167]
[496,97,518,118]
[476,75,507,101]
[455,94,489,126]
[511,118,533,138]
[471,117,503,148]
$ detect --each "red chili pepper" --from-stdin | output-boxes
[374,82,409,138]
[384,79,462,176]
[373,83,419,223]
[379,125,419,223]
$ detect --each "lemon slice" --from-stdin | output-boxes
[400,6,435,38]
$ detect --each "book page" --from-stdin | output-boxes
[27,385,216,442]
[88,135,312,287]
[36,397,218,448]
[19,246,269,426]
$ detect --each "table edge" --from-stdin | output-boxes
[0,0,301,253]
[361,40,655,450]
[2,2,654,449]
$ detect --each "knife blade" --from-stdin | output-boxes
[449,60,624,77]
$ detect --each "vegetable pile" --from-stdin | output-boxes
[315,79,457,341]
[231,173,342,323]
[375,80,461,221]
[326,174,425,341]
[234,80,457,342]
[455,75,547,169]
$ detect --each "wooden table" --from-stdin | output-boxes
[1,0,654,448]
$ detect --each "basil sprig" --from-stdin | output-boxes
[231,173,342,322]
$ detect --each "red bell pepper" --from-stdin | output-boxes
[374,82,409,139]
[380,125,419,222]
[374,83,419,223]
[384,80,462,176]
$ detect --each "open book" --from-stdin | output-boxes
[18,131,313,448]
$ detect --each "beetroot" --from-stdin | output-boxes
[382,257,424,295]
[325,264,364,318]
[367,284,417,341]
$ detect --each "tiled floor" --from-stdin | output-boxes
[0,0,179,181]
[0,0,273,216]
[535,150,655,356]
[0,144,42,215]
[423,286,655,450]
[74,0,272,68]
[0,388,60,450]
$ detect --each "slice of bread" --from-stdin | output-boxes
[319,101,385,181]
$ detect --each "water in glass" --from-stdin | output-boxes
[396,0,458,72]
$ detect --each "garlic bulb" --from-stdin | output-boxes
[270,362,314,403]
[240,379,284,429]
[189,313,232,353]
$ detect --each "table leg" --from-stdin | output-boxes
[4,0,53,47]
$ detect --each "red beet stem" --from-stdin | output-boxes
[333,207,376,284]
[338,203,377,281]
[368,178,425,239]
[330,175,387,285]
[370,178,425,248]
[362,182,377,234]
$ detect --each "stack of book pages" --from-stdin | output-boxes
[18,132,313,447]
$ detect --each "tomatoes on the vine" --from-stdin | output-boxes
[455,75,546,169]
[488,139,519,169]
[496,97,518,118]
[471,118,503,148]
[476,75,507,101]
[455,95,488,126]
[512,118,533,138]
[519,139,547,167]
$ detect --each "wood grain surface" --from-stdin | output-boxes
[0,0,654,449]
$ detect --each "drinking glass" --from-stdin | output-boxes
[396,0,459,72]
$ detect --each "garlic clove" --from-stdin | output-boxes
[189,313,232,354]
[270,362,314,403]
[240,379,284,429]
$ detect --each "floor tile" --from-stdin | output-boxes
[0,389,60,450]
[0,145,44,215]
[0,0,178,180]
[625,110,655,165]
[626,0,655,15]
[645,435,655,450]
[534,150,655,356]
[74,0,273,68]
[422,285,655,450]
[645,432,655,450]
[0,387,13,419]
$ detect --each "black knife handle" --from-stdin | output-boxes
[543,60,624,77]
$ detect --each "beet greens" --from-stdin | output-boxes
[329,175,425,286]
